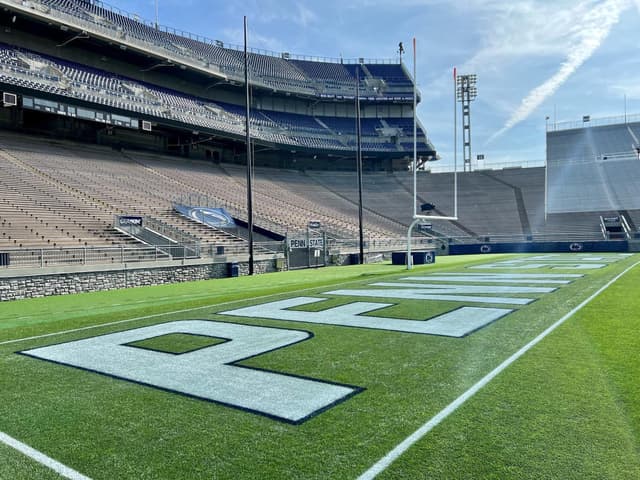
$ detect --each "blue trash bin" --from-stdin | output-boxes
[228,262,239,277]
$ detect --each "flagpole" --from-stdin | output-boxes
[412,37,417,218]
[453,67,458,218]
[356,68,364,264]
[244,16,254,275]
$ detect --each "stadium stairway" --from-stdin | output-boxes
[479,171,532,236]
[154,210,247,250]
[620,210,637,232]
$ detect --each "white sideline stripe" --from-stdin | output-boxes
[357,260,640,480]
[0,431,91,480]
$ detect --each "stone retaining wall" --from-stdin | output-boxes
[0,259,278,301]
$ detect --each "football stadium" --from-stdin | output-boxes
[0,1,639,479]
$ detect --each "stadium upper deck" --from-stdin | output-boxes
[9,0,416,101]
[0,0,436,168]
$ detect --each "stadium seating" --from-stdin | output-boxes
[547,124,639,163]
[36,0,413,99]
[474,167,621,239]
[0,132,405,249]
[1,0,634,251]
[547,122,640,213]
[0,141,138,248]
[2,129,637,251]
[290,60,355,83]
[364,64,412,86]
[0,43,431,155]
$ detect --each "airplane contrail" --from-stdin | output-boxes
[487,0,628,144]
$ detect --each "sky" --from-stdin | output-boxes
[102,0,640,170]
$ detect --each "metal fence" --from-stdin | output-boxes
[0,245,173,269]
[1,232,624,271]
[0,237,417,271]
[329,236,440,252]
[548,113,640,132]
[0,240,289,270]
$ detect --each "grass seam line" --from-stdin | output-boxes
[357,259,640,480]
[0,431,92,480]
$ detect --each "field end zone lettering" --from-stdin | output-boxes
[525,254,629,262]
[221,297,512,337]
[326,289,533,305]
[407,273,582,284]
[20,321,360,424]
[471,262,605,270]
[371,282,556,294]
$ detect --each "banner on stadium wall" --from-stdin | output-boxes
[448,241,629,255]
[174,204,236,228]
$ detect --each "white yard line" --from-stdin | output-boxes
[357,260,640,480]
[0,431,92,480]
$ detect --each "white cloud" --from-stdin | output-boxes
[293,2,317,27]
[486,0,630,143]
[421,2,582,103]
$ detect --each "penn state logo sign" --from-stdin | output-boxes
[480,244,492,254]
[569,243,583,252]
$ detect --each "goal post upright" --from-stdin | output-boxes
[406,49,459,270]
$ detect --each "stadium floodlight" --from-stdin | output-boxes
[406,39,458,269]
[457,74,477,172]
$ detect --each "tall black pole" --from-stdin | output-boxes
[244,16,254,275]
[355,68,364,264]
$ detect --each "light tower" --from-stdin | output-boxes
[456,74,477,172]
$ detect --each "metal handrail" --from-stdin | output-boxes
[548,113,640,132]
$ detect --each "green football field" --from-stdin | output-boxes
[1,253,639,479]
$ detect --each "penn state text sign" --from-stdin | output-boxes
[288,237,324,249]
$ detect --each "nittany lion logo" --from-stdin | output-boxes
[480,244,492,253]
[569,243,583,252]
